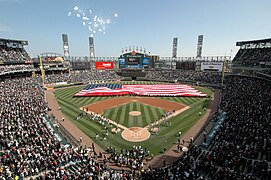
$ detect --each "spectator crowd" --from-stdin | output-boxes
[0,46,31,62]
[0,59,270,179]
[261,69,271,76]
[0,77,126,179]
[145,70,222,85]
[142,75,271,179]
[1,36,271,179]
[233,47,271,66]
[0,64,35,74]
[44,70,121,84]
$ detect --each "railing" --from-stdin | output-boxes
[57,122,81,147]
[193,90,222,141]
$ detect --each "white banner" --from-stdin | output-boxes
[56,82,68,86]
[201,62,223,72]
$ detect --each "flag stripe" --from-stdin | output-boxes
[74,84,207,97]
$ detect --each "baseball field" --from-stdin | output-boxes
[54,81,213,155]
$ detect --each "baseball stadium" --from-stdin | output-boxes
[1,1,271,179]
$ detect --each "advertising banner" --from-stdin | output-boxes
[118,58,125,65]
[125,64,142,69]
[201,62,223,72]
[142,58,149,65]
[96,62,114,70]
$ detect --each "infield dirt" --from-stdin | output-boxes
[82,97,186,114]
[47,87,219,169]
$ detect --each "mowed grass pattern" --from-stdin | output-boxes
[103,102,165,128]
[55,86,112,108]
[161,96,200,106]
[54,83,209,108]
[54,82,214,155]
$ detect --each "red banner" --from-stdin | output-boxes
[95,62,114,69]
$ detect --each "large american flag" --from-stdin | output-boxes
[74,84,207,97]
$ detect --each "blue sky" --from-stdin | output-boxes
[0,0,271,58]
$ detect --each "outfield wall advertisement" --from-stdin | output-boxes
[201,62,223,72]
[96,62,114,70]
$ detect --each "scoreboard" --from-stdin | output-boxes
[127,57,140,65]
[119,51,149,69]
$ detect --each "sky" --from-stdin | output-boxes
[0,0,271,58]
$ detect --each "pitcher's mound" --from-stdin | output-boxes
[129,111,141,117]
[122,127,150,142]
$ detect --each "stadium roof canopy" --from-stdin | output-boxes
[40,52,62,58]
[0,38,28,45]
[236,38,271,46]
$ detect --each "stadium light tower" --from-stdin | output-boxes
[196,35,204,58]
[62,34,70,61]
[172,37,178,58]
[89,35,95,61]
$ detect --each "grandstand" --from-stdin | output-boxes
[0,38,33,78]
[0,37,271,180]
[0,38,31,62]
[232,38,271,77]
[234,38,271,66]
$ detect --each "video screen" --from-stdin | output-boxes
[127,57,140,65]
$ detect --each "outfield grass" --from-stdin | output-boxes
[103,102,165,128]
[55,82,213,155]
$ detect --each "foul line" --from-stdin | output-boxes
[81,105,190,135]
[144,106,190,129]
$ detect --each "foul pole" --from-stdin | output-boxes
[39,55,45,87]
[221,56,227,86]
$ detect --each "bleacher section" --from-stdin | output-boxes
[0,44,31,62]
[0,64,35,74]
[233,48,271,66]
[44,70,121,84]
